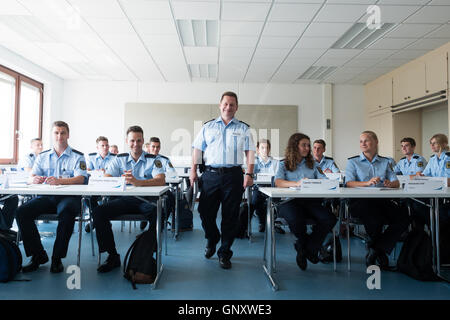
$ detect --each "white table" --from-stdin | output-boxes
[259,187,450,291]
[2,184,170,289]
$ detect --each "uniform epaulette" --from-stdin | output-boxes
[29,153,34,157]
[446,152,450,157]
[348,155,359,160]
[378,155,387,159]
[324,156,334,160]
[430,154,435,158]
[88,152,96,156]
[110,153,117,156]
[40,149,51,154]
[400,156,406,160]
[158,154,169,160]
[239,120,250,127]
[117,153,128,157]
[413,155,419,159]
[145,154,156,158]
[204,118,215,125]
[72,149,84,156]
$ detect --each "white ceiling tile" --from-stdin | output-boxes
[376,58,411,68]
[18,0,74,17]
[405,37,450,50]
[271,65,308,83]
[133,19,177,35]
[283,57,317,66]
[314,56,352,67]
[251,58,283,68]
[314,4,367,23]
[323,73,355,83]
[221,35,259,48]
[356,49,397,59]
[405,6,450,23]
[218,65,245,82]
[258,36,298,49]
[385,23,441,38]
[141,34,181,47]
[274,0,323,3]
[222,2,271,21]
[289,48,327,58]
[425,24,450,38]
[68,0,126,19]
[221,21,264,36]
[294,79,321,84]
[320,48,362,59]
[326,0,377,4]
[86,18,134,35]
[184,47,218,64]
[171,1,219,20]
[253,48,290,59]
[358,5,421,23]
[269,3,322,22]
[158,64,190,82]
[263,22,308,37]
[218,57,250,68]
[0,0,32,15]
[369,37,418,49]
[345,58,381,67]
[429,0,450,4]
[220,47,254,58]
[120,0,172,19]
[389,49,429,59]
[296,37,339,49]
[336,66,368,74]
[34,42,88,62]
[303,22,352,37]
[377,0,428,4]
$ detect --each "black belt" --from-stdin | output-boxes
[204,166,242,174]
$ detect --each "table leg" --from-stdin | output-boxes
[429,198,436,274]
[174,184,179,240]
[434,198,441,276]
[263,197,278,291]
[247,187,252,242]
[152,197,164,289]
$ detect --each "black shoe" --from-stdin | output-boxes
[22,251,49,273]
[85,222,93,233]
[305,249,319,264]
[97,254,121,273]
[50,258,64,273]
[366,248,377,267]
[140,221,148,230]
[258,224,265,233]
[274,225,285,234]
[204,240,217,259]
[294,243,307,271]
[376,250,389,270]
[219,257,232,269]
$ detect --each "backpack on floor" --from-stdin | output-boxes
[397,227,440,281]
[123,228,157,289]
[0,234,22,283]
[179,199,193,231]
[236,201,249,239]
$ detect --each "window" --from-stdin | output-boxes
[0,64,43,165]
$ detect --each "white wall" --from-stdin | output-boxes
[0,45,64,153]
[422,102,449,158]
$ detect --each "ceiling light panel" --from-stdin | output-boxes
[177,20,218,47]
[331,23,396,49]
[299,66,338,80]
[188,64,217,80]
[303,22,353,38]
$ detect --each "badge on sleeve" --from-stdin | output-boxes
[417,162,423,167]
[80,161,86,170]
[388,163,393,171]
[168,162,174,168]
[446,161,450,169]
[155,160,162,168]
[317,167,324,175]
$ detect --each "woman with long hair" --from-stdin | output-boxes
[274,133,336,271]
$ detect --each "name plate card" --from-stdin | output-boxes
[301,179,339,192]
[255,174,273,184]
[88,177,126,191]
[5,171,30,185]
[405,177,447,192]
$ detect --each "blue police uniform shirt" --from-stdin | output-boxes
[345,153,398,187]
[32,146,88,179]
[255,156,279,175]
[422,151,450,177]
[156,154,178,178]
[394,153,427,175]
[106,152,165,180]
[19,153,36,170]
[192,117,256,168]
[87,152,116,171]
[315,156,340,173]
[275,159,327,181]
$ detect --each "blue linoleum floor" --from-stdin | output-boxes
[1,208,450,300]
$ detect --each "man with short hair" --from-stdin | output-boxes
[19,138,43,171]
[394,137,427,176]
[87,136,116,173]
[110,145,119,155]
[312,139,339,173]
[92,126,166,273]
[16,121,88,273]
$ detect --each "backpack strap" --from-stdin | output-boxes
[0,237,15,282]
[123,236,140,276]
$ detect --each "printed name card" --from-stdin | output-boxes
[88,177,126,191]
[324,173,343,183]
[5,171,30,185]
[255,174,273,183]
[405,177,447,192]
[301,179,339,192]
[89,170,105,178]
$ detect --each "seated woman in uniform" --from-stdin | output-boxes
[412,133,450,229]
[274,133,336,271]
[345,130,409,270]
[251,139,279,233]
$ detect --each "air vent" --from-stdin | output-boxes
[177,20,218,47]
[298,66,337,80]
[188,64,217,80]
[331,23,396,49]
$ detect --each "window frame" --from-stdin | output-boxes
[0,64,43,165]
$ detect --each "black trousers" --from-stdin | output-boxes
[92,196,157,254]
[198,168,244,260]
[348,198,410,254]
[16,196,81,259]
[0,195,18,230]
[278,199,336,255]
[250,186,267,225]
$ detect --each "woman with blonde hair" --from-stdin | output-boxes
[275,133,336,270]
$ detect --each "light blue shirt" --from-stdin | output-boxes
[32,146,88,179]
[345,153,398,187]
[156,154,178,177]
[255,156,279,175]
[275,159,327,181]
[106,152,165,180]
[394,153,427,175]
[422,152,450,177]
[19,153,37,170]
[87,152,116,171]
[192,117,255,168]
[315,156,340,173]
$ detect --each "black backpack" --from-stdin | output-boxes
[397,227,440,281]
[236,201,249,239]
[179,199,193,231]
[0,234,22,283]
[123,228,157,289]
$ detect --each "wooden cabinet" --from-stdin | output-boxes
[393,61,426,105]
[365,75,392,114]
[424,51,447,94]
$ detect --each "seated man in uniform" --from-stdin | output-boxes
[19,138,43,172]
[110,145,119,155]
[394,137,427,176]
[92,126,165,273]
[312,139,339,173]
[16,121,88,273]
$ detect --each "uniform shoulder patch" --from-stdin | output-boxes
[324,156,334,160]
[72,149,83,156]
[317,166,324,175]
[239,120,250,128]
[80,160,86,170]
[117,153,128,158]
[413,155,419,159]
[204,118,215,125]
[40,149,51,154]
[347,155,359,160]
[417,161,424,167]
[145,154,156,158]
[154,159,162,168]
[88,152,97,156]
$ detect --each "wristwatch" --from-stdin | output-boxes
[245,173,254,178]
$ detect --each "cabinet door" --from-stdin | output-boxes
[366,76,393,113]
[393,70,406,106]
[406,61,426,101]
[366,80,379,113]
[425,51,448,94]
[379,76,392,110]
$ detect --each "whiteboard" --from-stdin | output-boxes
[124,103,298,161]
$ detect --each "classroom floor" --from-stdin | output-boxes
[1,208,450,300]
